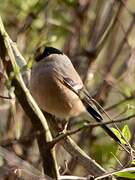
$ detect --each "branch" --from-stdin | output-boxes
[61,137,106,176]
[45,113,107,177]
[105,95,133,111]
[0,146,48,179]
[50,113,135,147]
[0,17,59,179]
[95,167,135,180]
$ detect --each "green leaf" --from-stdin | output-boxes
[111,127,127,144]
[116,172,135,179]
[111,126,131,145]
[120,139,127,145]
[14,65,20,75]
[122,124,131,142]
[27,60,33,69]
[111,128,121,140]
[131,160,135,165]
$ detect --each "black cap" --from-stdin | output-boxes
[35,46,63,62]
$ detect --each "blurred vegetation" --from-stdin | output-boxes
[0,0,135,179]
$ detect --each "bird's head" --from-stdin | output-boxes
[35,46,63,62]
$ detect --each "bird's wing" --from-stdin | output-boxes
[62,76,103,121]
[53,68,103,121]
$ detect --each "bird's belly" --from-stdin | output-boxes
[30,72,85,118]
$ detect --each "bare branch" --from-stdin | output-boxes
[50,114,135,146]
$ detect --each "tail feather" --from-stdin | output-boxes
[61,76,121,144]
[86,105,103,122]
[86,105,121,143]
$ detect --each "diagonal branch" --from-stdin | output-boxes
[0,17,59,179]
[49,114,135,147]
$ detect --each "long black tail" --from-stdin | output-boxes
[61,76,121,144]
[86,105,121,143]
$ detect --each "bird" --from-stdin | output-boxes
[29,46,120,143]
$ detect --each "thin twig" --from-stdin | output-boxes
[0,95,12,99]
[105,96,133,111]
[50,114,135,146]
[95,167,135,180]
[92,98,134,155]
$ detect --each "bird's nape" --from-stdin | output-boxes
[35,46,63,62]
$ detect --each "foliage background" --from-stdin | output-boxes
[0,0,135,178]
